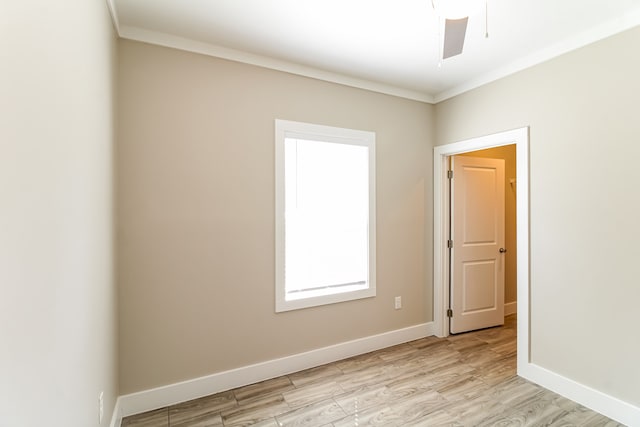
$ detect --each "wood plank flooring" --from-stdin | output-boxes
[122,315,625,426]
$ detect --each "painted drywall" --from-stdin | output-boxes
[459,145,517,304]
[0,2,118,427]
[117,40,434,394]
[436,26,640,406]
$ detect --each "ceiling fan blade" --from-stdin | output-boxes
[443,17,468,59]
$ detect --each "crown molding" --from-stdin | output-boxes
[107,3,640,105]
[117,25,436,104]
[105,0,120,34]
[434,8,640,102]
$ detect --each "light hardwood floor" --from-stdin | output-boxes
[122,315,624,426]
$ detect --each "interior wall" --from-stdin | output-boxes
[436,26,640,407]
[459,145,517,304]
[117,40,435,394]
[0,2,118,427]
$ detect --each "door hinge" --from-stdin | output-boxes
[447,239,453,249]
[447,170,453,179]
[447,308,453,318]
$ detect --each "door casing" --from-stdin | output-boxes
[433,127,529,374]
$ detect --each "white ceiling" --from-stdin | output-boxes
[109,0,640,103]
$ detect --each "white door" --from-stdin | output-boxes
[450,156,505,334]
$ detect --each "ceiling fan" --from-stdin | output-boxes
[432,0,488,60]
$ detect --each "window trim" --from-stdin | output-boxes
[275,119,376,312]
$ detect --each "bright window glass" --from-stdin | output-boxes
[275,120,376,312]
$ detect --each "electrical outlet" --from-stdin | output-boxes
[394,296,402,310]
[99,391,104,424]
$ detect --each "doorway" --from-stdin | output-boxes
[433,127,529,375]
[449,153,508,334]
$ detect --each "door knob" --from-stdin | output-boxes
[499,248,507,253]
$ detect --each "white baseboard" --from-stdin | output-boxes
[519,362,640,427]
[109,397,122,427]
[118,322,434,418]
[504,301,517,316]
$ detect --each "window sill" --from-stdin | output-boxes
[275,286,376,313]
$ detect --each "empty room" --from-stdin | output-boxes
[3,1,640,426]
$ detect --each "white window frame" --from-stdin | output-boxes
[275,119,376,312]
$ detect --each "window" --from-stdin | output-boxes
[275,120,376,312]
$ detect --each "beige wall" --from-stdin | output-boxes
[459,145,517,303]
[436,27,640,406]
[117,40,435,394]
[0,2,118,427]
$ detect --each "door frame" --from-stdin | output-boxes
[433,127,529,373]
